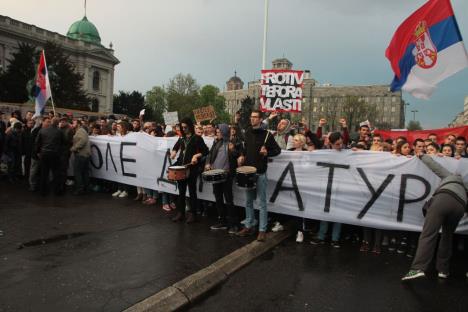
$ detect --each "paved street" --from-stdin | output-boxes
[0,180,249,312]
[190,237,468,312]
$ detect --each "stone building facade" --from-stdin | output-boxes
[221,58,405,130]
[0,14,119,113]
[449,96,468,127]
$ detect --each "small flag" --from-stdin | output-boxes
[386,0,468,99]
[33,50,52,117]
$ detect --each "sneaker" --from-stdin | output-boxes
[388,238,397,252]
[170,202,176,210]
[143,198,157,205]
[236,227,254,237]
[65,179,74,186]
[310,238,325,245]
[397,242,406,254]
[228,226,240,235]
[438,272,449,279]
[271,222,284,232]
[296,231,304,243]
[118,191,128,198]
[162,204,171,212]
[112,190,122,197]
[257,231,266,242]
[210,223,228,231]
[331,241,341,249]
[401,270,425,281]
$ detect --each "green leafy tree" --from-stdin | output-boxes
[407,120,423,131]
[342,96,377,132]
[198,85,230,123]
[113,90,145,117]
[144,86,167,123]
[0,42,37,103]
[239,96,254,130]
[166,73,200,120]
[42,41,90,110]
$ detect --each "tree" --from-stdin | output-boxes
[0,42,37,103]
[239,96,254,130]
[113,90,145,117]
[144,86,167,123]
[198,85,230,123]
[166,73,200,120]
[342,96,377,132]
[0,41,91,110]
[42,41,90,110]
[407,120,423,131]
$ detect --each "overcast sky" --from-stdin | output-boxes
[3,0,468,128]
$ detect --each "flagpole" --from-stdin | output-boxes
[262,0,269,70]
[41,50,56,115]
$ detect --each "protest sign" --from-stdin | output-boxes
[260,69,304,113]
[163,111,179,125]
[193,105,216,123]
[88,133,468,234]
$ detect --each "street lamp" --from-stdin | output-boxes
[411,109,418,121]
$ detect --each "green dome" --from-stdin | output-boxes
[67,16,101,44]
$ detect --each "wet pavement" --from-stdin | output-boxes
[0,180,249,312]
[190,236,468,312]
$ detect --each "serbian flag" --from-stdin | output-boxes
[386,0,468,99]
[33,50,52,117]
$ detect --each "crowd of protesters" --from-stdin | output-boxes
[0,108,467,280]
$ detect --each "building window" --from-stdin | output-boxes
[313,97,318,103]
[392,97,396,103]
[391,106,396,112]
[93,70,100,91]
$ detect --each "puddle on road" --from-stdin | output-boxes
[17,232,88,249]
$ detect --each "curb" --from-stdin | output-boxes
[123,229,292,312]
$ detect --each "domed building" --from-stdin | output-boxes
[0,14,119,113]
[226,72,244,91]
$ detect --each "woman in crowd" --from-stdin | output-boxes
[112,121,131,198]
[441,144,455,157]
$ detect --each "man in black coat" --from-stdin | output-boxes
[35,117,65,195]
[236,110,281,242]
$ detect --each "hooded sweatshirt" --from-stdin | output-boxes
[420,155,468,211]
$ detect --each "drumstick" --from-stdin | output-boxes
[263,130,270,145]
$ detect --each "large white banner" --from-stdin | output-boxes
[89,133,468,233]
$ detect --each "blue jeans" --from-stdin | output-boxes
[318,221,342,242]
[145,188,158,198]
[245,173,268,232]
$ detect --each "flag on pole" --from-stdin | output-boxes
[33,50,52,117]
[386,0,468,99]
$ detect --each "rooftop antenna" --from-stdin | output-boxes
[84,0,87,17]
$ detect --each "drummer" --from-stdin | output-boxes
[204,124,242,233]
[170,117,209,223]
[236,110,281,241]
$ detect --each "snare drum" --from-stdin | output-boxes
[236,166,257,189]
[167,166,189,181]
[202,169,228,184]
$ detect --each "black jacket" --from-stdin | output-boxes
[35,126,65,155]
[243,127,281,174]
[173,135,209,167]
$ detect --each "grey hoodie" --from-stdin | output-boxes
[420,155,468,210]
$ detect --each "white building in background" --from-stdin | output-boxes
[0,14,119,113]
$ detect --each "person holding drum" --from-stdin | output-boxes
[170,117,209,223]
[204,123,242,233]
[236,110,281,242]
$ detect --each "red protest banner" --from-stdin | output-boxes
[374,125,468,145]
[260,69,304,113]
